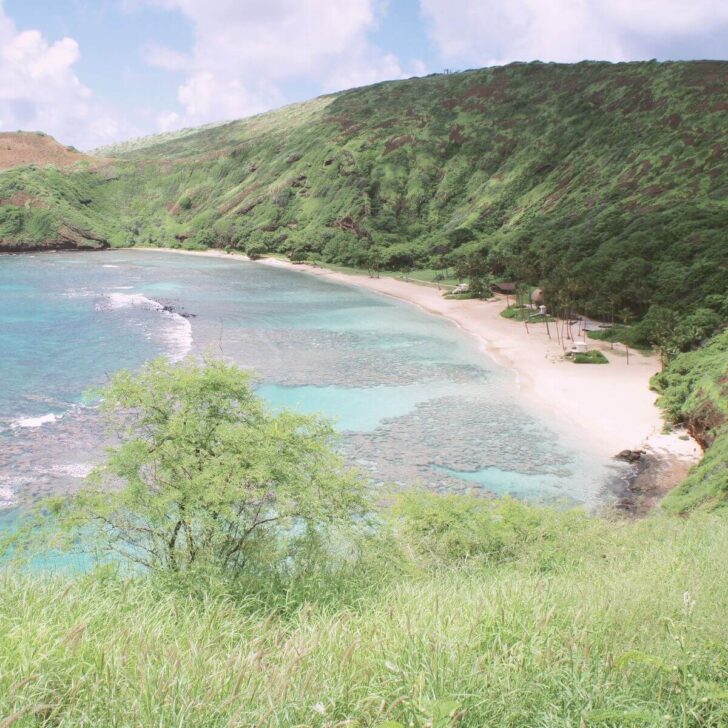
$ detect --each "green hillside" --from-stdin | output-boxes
[3,62,728,318]
[107,61,728,324]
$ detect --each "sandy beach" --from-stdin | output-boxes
[127,247,702,491]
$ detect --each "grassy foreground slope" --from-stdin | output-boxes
[1,511,727,726]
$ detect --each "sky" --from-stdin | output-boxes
[1,0,728,149]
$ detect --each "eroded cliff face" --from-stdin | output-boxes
[0,224,108,252]
[0,132,109,252]
[685,396,726,450]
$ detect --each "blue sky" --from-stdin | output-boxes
[1,0,727,149]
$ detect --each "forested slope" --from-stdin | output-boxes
[3,61,727,321]
[106,62,728,324]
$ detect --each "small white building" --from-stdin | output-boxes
[569,341,589,354]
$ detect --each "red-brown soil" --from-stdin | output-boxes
[0,132,89,171]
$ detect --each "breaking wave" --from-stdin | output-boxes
[11,412,61,429]
[97,292,193,362]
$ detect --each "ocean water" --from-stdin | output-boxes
[0,250,627,511]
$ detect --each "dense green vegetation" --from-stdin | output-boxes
[0,163,112,249]
[654,330,728,512]
[2,361,727,726]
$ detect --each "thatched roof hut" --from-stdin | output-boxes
[492,282,517,294]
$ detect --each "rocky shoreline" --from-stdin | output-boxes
[614,434,701,516]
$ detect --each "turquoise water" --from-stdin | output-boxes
[435,466,570,500]
[0,250,626,510]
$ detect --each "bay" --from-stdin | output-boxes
[0,250,626,510]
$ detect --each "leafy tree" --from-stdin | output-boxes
[674,308,722,351]
[288,247,307,263]
[212,219,239,247]
[633,305,680,366]
[380,242,422,270]
[455,254,493,298]
[364,245,382,276]
[244,241,267,260]
[190,228,216,248]
[13,359,364,575]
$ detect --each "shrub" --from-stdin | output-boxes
[0,207,23,238]
[8,359,364,577]
[188,228,216,248]
[392,491,511,563]
[390,491,597,571]
[288,248,307,263]
[245,241,267,260]
[572,350,609,364]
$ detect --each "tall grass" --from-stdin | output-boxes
[1,512,727,726]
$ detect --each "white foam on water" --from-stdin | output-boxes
[0,489,15,509]
[0,477,20,509]
[11,412,60,429]
[98,292,158,310]
[97,292,193,362]
[164,314,194,363]
[63,287,95,299]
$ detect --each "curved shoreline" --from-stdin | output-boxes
[123,247,702,496]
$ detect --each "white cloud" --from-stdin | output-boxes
[155,110,182,132]
[0,6,132,148]
[142,0,417,130]
[420,0,728,67]
[177,72,280,119]
[598,0,728,35]
[323,51,407,92]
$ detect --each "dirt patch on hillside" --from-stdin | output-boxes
[219,183,261,215]
[0,191,45,207]
[0,132,92,170]
[384,135,413,154]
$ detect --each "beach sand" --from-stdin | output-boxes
[127,248,702,495]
